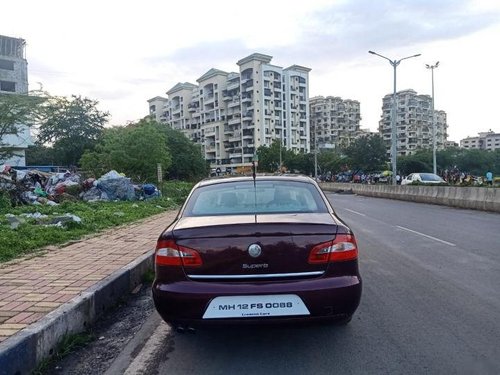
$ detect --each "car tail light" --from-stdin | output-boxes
[308,234,358,264]
[155,239,202,267]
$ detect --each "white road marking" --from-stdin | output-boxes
[396,226,456,247]
[123,321,171,375]
[343,208,366,216]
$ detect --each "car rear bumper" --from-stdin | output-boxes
[152,275,362,327]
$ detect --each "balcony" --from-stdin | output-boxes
[204,93,214,102]
[204,127,216,136]
[205,145,217,152]
[242,111,253,121]
[242,132,253,140]
[229,131,241,142]
[226,81,240,90]
[228,98,240,108]
[242,94,252,103]
[241,75,252,83]
[228,117,241,125]
[241,79,254,90]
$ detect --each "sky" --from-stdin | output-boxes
[3,0,500,142]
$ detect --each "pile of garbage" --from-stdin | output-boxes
[0,165,161,206]
[5,212,82,229]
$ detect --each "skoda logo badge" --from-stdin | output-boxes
[248,244,262,258]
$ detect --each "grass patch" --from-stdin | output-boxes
[0,180,194,263]
[33,332,95,375]
[141,268,155,283]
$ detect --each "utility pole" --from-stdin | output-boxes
[426,62,439,175]
[369,50,421,184]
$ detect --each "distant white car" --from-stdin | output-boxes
[401,173,447,185]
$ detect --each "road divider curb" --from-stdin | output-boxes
[320,183,500,213]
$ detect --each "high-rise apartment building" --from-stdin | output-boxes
[378,89,447,156]
[0,35,33,166]
[147,96,169,124]
[148,53,311,170]
[310,96,362,150]
[460,131,500,151]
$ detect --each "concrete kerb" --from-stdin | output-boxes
[320,182,500,213]
[0,250,155,375]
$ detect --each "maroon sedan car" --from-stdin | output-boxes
[152,175,361,330]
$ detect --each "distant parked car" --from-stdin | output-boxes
[152,175,362,331]
[401,173,447,185]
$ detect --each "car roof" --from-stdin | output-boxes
[196,174,315,188]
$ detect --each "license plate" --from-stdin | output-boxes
[203,294,310,319]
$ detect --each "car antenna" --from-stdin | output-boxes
[252,158,257,220]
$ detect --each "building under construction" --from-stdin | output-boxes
[0,34,33,166]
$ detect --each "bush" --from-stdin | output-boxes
[161,180,194,205]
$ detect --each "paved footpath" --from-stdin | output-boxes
[0,210,177,344]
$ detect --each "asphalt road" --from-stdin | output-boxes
[52,194,500,375]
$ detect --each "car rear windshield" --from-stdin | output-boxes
[420,173,443,182]
[182,180,329,217]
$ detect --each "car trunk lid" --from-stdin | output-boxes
[172,214,338,279]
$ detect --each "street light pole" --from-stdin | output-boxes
[369,50,421,185]
[279,132,282,173]
[314,131,318,179]
[426,62,439,175]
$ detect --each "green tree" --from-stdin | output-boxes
[287,151,314,175]
[317,150,344,176]
[435,148,497,176]
[492,149,500,175]
[396,147,500,177]
[343,135,387,172]
[158,122,208,181]
[454,149,494,175]
[0,91,46,163]
[25,145,57,165]
[436,147,460,171]
[37,95,109,166]
[256,140,304,173]
[256,140,282,172]
[81,122,171,182]
[398,149,432,175]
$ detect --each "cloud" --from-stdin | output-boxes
[144,39,256,80]
[266,0,500,71]
[139,1,500,82]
